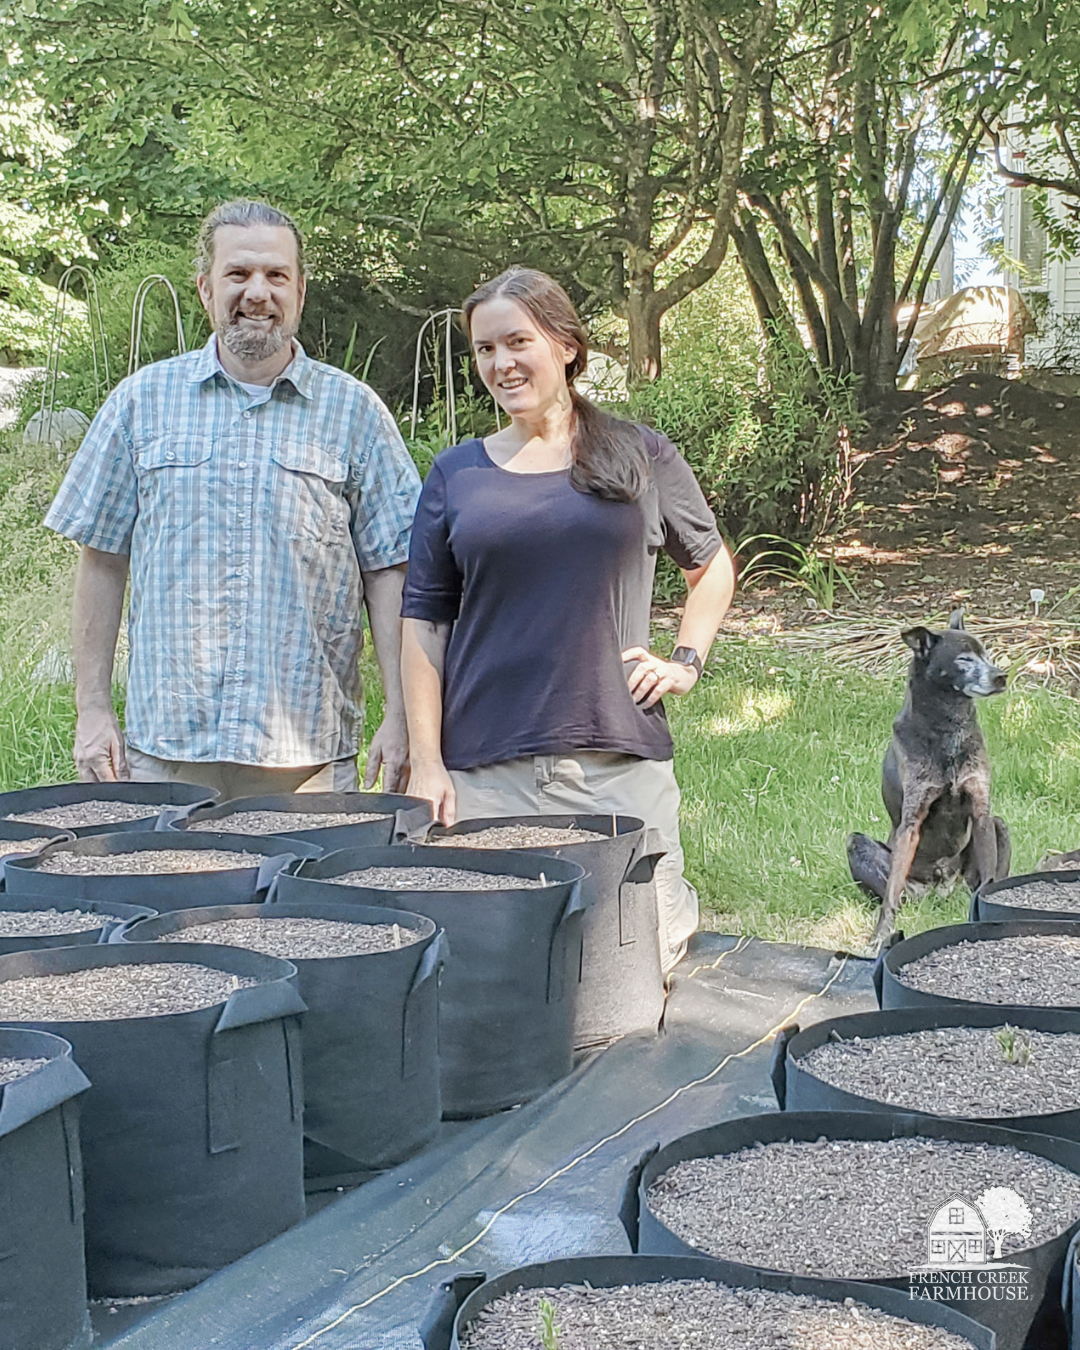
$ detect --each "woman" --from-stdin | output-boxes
[400,268,734,971]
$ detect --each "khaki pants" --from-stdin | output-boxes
[449,751,698,972]
[126,748,359,800]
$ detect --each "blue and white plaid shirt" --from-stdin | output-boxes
[46,336,421,767]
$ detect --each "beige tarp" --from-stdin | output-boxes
[898,285,1036,359]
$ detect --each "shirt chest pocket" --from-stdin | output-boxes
[269,440,350,544]
[133,436,212,530]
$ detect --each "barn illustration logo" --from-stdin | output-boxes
[909,1187,1032,1303]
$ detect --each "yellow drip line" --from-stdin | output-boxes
[291,952,850,1349]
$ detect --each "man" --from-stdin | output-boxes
[45,200,421,798]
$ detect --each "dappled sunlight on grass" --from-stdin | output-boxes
[701,687,795,737]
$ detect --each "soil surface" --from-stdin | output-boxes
[802,1025,1080,1117]
[987,879,1080,912]
[159,915,421,959]
[460,1281,977,1350]
[898,934,1080,1005]
[0,963,257,1020]
[5,801,169,828]
[0,1056,46,1087]
[0,838,50,857]
[188,810,389,834]
[327,865,545,891]
[37,848,263,875]
[431,825,609,848]
[647,1137,1080,1278]
[712,373,1080,637]
[0,908,105,936]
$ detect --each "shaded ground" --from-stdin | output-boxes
[720,371,1080,632]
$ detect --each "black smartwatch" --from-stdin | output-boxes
[670,646,703,680]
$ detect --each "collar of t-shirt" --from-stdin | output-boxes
[233,376,274,404]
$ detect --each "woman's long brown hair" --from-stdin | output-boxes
[462,267,649,503]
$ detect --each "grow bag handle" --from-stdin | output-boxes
[870,929,904,1006]
[618,1143,660,1251]
[547,880,587,1003]
[393,805,435,844]
[0,1055,91,1142]
[968,892,981,923]
[770,1023,798,1110]
[154,805,194,831]
[418,1273,487,1350]
[1061,1225,1080,1323]
[255,853,305,901]
[623,826,668,885]
[403,929,448,1080]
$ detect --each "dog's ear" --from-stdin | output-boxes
[902,626,939,659]
[948,609,966,630]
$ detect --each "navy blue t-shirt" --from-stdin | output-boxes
[400,428,722,770]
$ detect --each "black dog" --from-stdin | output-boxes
[848,612,1010,948]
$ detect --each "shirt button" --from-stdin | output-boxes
[238,461,248,469]
[243,411,252,420]
[165,451,175,461]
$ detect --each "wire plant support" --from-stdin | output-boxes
[410,307,502,446]
[128,274,187,376]
[38,264,110,434]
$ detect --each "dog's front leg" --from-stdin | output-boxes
[871,798,932,950]
[967,781,999,889]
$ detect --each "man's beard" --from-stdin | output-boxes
[218,311,298,362]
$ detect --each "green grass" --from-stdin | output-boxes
[672,640,1080,948]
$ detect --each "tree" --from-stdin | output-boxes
[0,0,779,381]
[975,1187,1033,1260]
[728,0,989,404]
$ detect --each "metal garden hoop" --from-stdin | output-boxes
[409,307,501,445]
[128,274,187,376]
[38,265,110,427]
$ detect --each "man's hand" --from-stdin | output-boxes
[363,711,410,793]
[74,707,129,782]
[622,645,699,709]
[407,759,457,825]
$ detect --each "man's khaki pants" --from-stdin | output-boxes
[126,748,359,801]
[449,751,698,972]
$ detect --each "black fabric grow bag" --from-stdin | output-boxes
[420,1254,997,1350]
[0,897,156,955]
[4,831,321,913]
[0,942,307,1297]
[166,791,432,853]
[973,871,1080,924]
[878,920,1080,1013]
[0,1027,92,1350]
[773,1006,1080,1142]
[0,820,74,892]
[417,815,665,1047]
[623,1109,1080,1350]
[121,900,445,1172]
[0,782,216,837]
[278,844,586,1118]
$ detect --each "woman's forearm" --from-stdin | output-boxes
[401,617,450,765]
[676,542,735,657]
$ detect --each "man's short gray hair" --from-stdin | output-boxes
[195,200,306,278]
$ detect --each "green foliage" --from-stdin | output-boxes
[738,537,858,613]
[996,1024,1033,1067]
[538,1298,560,1350]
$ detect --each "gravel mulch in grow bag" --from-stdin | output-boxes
[0,1026,92,1350]
[170,791,432,852]
[418,815,666,1046]
[973,870,1080,922]
[0,782,216,837]
[879,920,1080,1014]
[329,864,546,891]
[123,900,444,1174]
[0,836,53,857]
[628,1111,1080,1350]
[422,1256,994,1350]
[775,1006,1080,1140]
[0,942,306,1297]
[3,831,322,913]
[279,844,585,1117]
[0,899,156,956]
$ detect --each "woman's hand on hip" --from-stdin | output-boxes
[407,759,457,826]
[622,646,699,708]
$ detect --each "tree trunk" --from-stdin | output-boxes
[626,288,663,384]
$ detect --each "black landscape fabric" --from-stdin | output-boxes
[97,934,876,1350]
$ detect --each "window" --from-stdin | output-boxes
[949,1208,965,1226]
